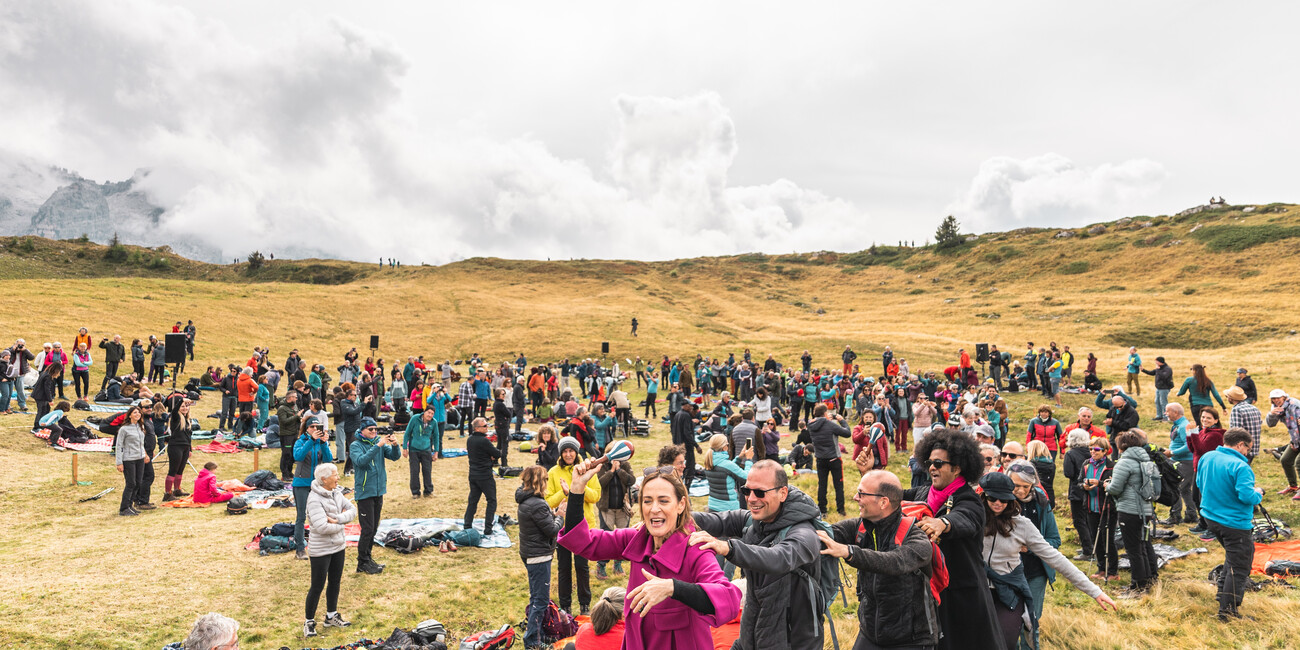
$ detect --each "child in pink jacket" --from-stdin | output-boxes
[192,462,234,504]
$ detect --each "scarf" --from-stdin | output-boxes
[926,475,966,514]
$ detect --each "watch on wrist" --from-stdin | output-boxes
[940,517,951,532]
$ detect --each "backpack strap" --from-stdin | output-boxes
[894,516,916,547]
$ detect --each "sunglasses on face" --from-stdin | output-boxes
[983,456,996,464]
[1090,447,1105,452]
[984,496,1012,504]
[925,459,952,469]
[739,486,781,499]
[643,466,677,477]
[1001,453,1022,460]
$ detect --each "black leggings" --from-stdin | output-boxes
[167,444,191,477]
[72,370,90,398]
[644,393,657,418]
[280,444,295,479]
[305,549,345,620]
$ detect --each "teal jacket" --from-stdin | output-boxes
[1196,446,1261,530]
[1176,377,1225,409]
[1020,488,1061,584]
[428,392,451,422]
[404,417,437,452]
[1168,417,1193,462]
[592,414,617,449]
[351,435,401,500]
[703,450,751,512]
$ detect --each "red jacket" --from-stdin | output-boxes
[1026,417,1065,452]
[1187,426,1225,470]
[192,469,233,504]
[851,423,889,468]
[237,373,258,402]
[573,621,624,650]
[960,351,971,369]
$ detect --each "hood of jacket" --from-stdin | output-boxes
[311,480,342,499]
[515,486,543,505]
[1119,445,1149,464]
[750,486,821,537]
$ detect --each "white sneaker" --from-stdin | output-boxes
[323,612,351,628]
[303,620,318,637]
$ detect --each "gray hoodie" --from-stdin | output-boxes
[306,480,357,557]
[114,423,146,464]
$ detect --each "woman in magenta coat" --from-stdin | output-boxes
[559,461,741,649]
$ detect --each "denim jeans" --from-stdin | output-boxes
[524,560,552,647]
[0,381,11,412]
[13,376,25,409]
[1154,389,1170,420]
[294,485,311,551]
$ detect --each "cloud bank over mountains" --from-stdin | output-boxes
[2,0,1242,263]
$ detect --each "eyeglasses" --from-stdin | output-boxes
[983,457,996,464]
[855,491,885,499]
[925,459,953,469]
[1090,447,1105,452]
[643,466,677,477]
[1001,453,1023,460]
[739,485,782,499]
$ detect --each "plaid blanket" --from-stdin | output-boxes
[33,429,113,453]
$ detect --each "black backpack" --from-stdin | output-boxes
[382,530,425,554]
[226,497,248,515]
[1143,444,1182,507]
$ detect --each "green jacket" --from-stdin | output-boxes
[350,435,401,500]
[404,416,436,452]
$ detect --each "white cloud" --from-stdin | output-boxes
[947,154,1168,233]
[0,0,888,263]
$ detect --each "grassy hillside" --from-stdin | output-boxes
[2,202,1300,649]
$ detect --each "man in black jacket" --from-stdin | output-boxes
[1141,356,1175,422]
[492,388,512,468]
[465,417,502,536]
[672,401,702,485]
[1236,368,1258,404]
[690,461,824,650]
[98,335,126,390]
[842,345,857,375]
[823,470,938,649]
[806,403,850,515]
[1104,395,1140,458]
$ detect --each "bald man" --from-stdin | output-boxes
[821,470,938,649]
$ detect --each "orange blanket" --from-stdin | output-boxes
[1251,538,1300,575]
[216,480,256,492]
[159,496,208,508]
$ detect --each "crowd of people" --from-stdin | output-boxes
[15,327,1297,649]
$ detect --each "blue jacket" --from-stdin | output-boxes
[1195,446,1261,530]
[350,434,401,500]
[592,414,617,450]
[292,435,333,488]
[703,450,751,512]
[1168,417,1192,462]
[428,392,450,422]
[404,416,436,452]
[473,378,491,400]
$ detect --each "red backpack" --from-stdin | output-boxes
[876,501,950,604]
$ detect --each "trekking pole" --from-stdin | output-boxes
[1091,497,1109,560]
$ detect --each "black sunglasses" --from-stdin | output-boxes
[739,485,782,499]
[1001,453,1023,460]
[983,457,996,464]
[925,459,953,469]
[643,466,677,477]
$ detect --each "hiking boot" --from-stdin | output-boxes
[49,443,66,451]
[1073,552,1093,562]
[323,612,351,628]
[1188,525,1207,535]
[357,561,383,575]
[135,503,157,510]
[173,488,189,497]
[1269,448,1286,461]
[579,607,590,616]
[296,548,308,560]
[1277,486,1299,496]
[596,565,609,580]
[303,620,318,637]
[1157,516,1181,526]
[614,561,624,574]
[119,509,138,516]
[1291,492,1300,502]
[162,493,176,503]
[1116,586,1146,600]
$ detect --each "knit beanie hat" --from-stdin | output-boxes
[558,436,581,454]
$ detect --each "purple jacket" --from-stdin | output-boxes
[559,519,741,649]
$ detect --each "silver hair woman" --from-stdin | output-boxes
[183,612,239,650]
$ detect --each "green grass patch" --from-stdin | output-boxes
[1056,261,1090,275]
[1104,322,1276,349]
[1191,224,1300,252]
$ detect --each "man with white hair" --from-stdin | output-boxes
[1065,407,1106,441]
[1160,403,1196,525]
[182,612,239,650]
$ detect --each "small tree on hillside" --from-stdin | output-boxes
[104,232,128,262]
[934,215,963,249]
[247,250,265,271]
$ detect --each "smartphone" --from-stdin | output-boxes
[744,438,753,451]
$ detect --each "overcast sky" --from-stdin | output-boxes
[2,1,1297,263]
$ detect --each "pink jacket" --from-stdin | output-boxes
[192,469,233,504]
[558,519,741,650]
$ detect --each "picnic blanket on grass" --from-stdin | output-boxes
[244,522,362,550]
[194,441,241,454]
[160,496,207,508]
[33,429,113,453]
[216,480,256,493]
[89,402,131,413]
[241,489,294,508]
[374,517,512,549]
[440,447,468,458]
[1118,543,1206,570]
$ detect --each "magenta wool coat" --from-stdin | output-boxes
[559,519,741,649]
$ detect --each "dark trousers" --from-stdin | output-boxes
[132,360,144,377]
[33,400,50,431]
[1039,372,1052,396]
[72,369,90,398]
[817,457,846,515]
[788,400,802,430]
[120,459,144,513]
[149,364,164,383]
[474,397,488,419]
[167,444,191,478]
[555,545,591,613]
[682,444,698,486]
[220,395,237,429]
[458,407,473,434]
[101,361,119,389]
[1281,445,1300,487]
[1087,506,1119,576]
[138,455,155,505]
[515,407,525,434]
[990,364,1003,390]
[294,485,311,551]
[1026,368,1038,389]
[496,429,510,467]
[279,444,295,479]
[464,475,497,535]
[644,393,657,418]
[1069,499,1093,555]
[1117,512,1158,588]
[524,560,553,647]
[356,496,382,564]
[615,407,632,437]
[1206,519,1255,616]
[409,449,433,496]
[306,549,345,620]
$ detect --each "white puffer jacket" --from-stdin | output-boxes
[306,480,356,557]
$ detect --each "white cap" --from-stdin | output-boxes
[1270,388,1288,399]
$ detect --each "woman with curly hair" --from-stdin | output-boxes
[899,427,1002,650]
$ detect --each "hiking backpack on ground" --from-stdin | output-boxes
[523,599,578,643]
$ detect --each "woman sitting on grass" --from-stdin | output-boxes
[571,586,626,650]
[192,462,234,504]
[558,461,741,649]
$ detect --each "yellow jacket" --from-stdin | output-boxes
[546,462,601,527]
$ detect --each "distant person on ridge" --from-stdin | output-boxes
[630,317,638,337]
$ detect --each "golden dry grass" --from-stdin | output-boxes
[2,203,1300,648]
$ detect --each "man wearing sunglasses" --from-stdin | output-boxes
[820,470,939,649]
[688,461,825,649]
